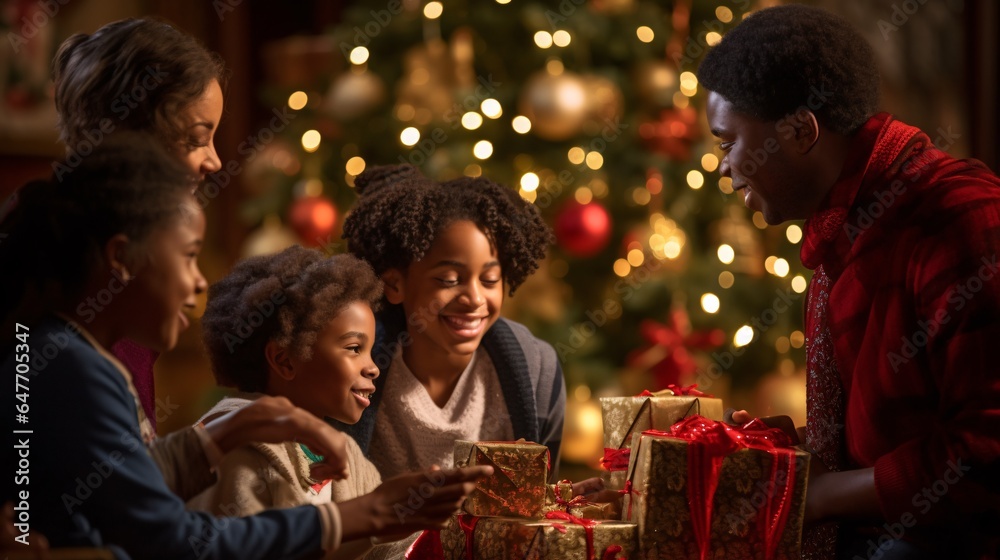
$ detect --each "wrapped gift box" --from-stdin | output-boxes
[623,416,809,560]
[441,514,638,560]
[454,440,549,518]
[600,386,724,489]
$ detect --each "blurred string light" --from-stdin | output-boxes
[586,151,604,170]
[718,271,734,288]
[534,31,553,48]
[686,170,704,189]
[752,212,768,229]
[791,275,807,293]
[718,177,734,194]
[552,30,571,47]
[400,127,420,146]
[773,258,790,277]
[546,59,564,75]
[679,71,698,96]
[627,249,644,267]
[636,26,654,42]
[786,224,803,243]
[345,156,365,176]
[574,187,593,204]
[481,99,503,118]
[701,293,720,314]
[288,91,308,110]
[568,147,585,164]
[790,330,805,348]
[349,46,369,65]
[512,115,532,134]
[776,336,790,353]
[465,163,482,177]
[717,244,735,264]
[301,130,321,152]
[520,172,539,192]
[706,31,722,46]
[716,6,734,22]
[613,258,631,277]
[701,153,719,172]
[461,112,483,130]
[734,325,754,347]
[496,0,511,4]
[423,1,443,19]
[473,140,493,159]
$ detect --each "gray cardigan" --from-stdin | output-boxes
[332,306,567,478]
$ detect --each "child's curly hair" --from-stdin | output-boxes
[342,165,553,295]
[201,247,382,393]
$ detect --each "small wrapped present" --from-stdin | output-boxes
[623,415,810,560]
[542,480,618,520]
[454,440,549,518]
[600,385,724,489]
[441,513,638,560]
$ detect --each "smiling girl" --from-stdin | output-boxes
[336,164,566,482]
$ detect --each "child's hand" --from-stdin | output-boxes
[338,465,494,540]
[203,396,350,480]
[570,477,605,500]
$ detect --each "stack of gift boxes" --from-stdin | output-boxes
[438,385,810,560]
[440,440,639,559]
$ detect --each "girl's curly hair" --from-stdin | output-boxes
[201,247,382,393]
[342,165,552,295]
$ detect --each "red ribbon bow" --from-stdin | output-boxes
[544,511,599,559]
[599,447,631,472]
[625,310,725,388]
[644,415,798,560]
[637,383,714,398]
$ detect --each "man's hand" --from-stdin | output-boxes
[338,466,494,540]
[202,396,350,481]
[724,408,753,425]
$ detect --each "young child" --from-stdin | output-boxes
[338,164,566,481]
[0,136,484,559]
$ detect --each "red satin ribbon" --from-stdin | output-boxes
[544,511,599,560]
[638,383,714,398]
[600,447,631,471]
[602,544,624,560]
[619,480,635,520]
[641,415,797,560]
[457,514,480,560]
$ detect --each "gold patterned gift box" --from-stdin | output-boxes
[454,440,550,518]
[622,416,810,560]
[600,386,724,489]
[440,514,638,560]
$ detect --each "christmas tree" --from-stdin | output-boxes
[241,0,809,466]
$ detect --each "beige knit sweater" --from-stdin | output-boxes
[186,394,417,560]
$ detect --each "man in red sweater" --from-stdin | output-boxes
[699,5,1000,559]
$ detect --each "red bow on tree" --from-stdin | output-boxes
[626,309,725,389]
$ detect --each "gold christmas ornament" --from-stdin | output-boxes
[633,59,680,108]
[518,71,589,141]
[324,69,386,121]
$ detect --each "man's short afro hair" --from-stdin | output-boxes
[201,247,382,393]
[698,4,880,135]
[342,164,552,295]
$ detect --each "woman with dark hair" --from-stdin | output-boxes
[46,17,226,428]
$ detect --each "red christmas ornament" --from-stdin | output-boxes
[626,308,725,388]
[638,106,699,162]
[554,200,612,257]
[288,195,337,247]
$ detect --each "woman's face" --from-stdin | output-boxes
[175,79,224,183]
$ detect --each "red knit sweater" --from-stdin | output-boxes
[801,113,1000,555]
